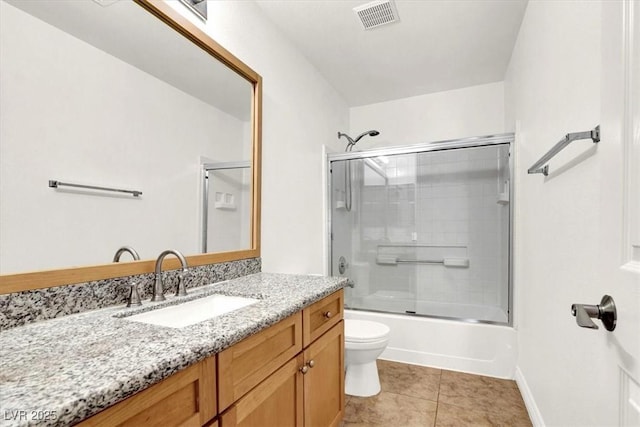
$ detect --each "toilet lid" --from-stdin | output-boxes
[345,319,390,343]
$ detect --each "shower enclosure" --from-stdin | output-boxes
[328,134,513,324]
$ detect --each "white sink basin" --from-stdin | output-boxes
[125,294,259,328]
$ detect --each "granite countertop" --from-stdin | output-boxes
[0,273,346,427]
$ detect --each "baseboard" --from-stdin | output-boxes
[515,366,545,427]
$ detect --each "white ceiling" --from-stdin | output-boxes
[255,0,528,107]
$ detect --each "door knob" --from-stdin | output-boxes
[571,295,616,331]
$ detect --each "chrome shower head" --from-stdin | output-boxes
[338,130,380,151]
[354,130,380,142]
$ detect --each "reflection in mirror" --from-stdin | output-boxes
[201,162,252,253]
[0,0,258,277]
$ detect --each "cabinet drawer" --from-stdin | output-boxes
[79,355,216,427]
[218,313,302,412]
[302,290,343,347]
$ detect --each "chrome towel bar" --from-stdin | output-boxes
[528,125,600,176]
[48,180,142,197]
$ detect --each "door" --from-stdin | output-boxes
[599,1,640,424]
[220,355,304,427]
[303,321,345,427]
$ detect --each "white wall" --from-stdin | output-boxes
[349,82,505,148]
[504,1,603,425]
[0,2,247,273]
[166,1,350,274]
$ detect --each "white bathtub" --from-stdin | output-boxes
[359,291,508,323]
[345,309,517,379]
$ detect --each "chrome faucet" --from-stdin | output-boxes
[113,246,142,307]
[152,249,188,302]
[113,246,141,262]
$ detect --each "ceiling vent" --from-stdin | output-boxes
[353,0,400,30]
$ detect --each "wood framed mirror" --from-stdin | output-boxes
[0,0,262,293]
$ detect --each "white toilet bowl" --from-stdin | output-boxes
[344,319,390,397]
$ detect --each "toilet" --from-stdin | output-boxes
[344,319,390,397]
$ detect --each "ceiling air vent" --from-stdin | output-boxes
[353,0,400,30]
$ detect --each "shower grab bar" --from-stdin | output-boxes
[378,257,469,267]
[527,125,600,176]
[377,244,467,249]
[49,180,142,197]
[397,258,444,264]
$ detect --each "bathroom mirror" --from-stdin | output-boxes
[0,0,262,292]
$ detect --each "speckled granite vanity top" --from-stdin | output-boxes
[0,273,346,427]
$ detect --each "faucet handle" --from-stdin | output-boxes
[175,269,189,297]
[126,281,142,307]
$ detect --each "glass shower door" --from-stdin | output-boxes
[329,142,511,324]
[331,154,419,314]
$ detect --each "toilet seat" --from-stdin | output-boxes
[345,319,390,343]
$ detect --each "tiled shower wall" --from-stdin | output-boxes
[337,144,510,317]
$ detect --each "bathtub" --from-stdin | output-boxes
[345,309,517,379]
[359,291,508,323]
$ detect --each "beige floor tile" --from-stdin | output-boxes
[438,370,526,413]
[378,359,441,402]
[344,391,437,427]
[341,363,532,427]
[435,401,532,427]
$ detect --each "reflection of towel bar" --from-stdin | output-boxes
[49,180,142,197]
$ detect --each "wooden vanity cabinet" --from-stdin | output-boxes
[78,355,216,427]
[220,290,345,427]
[77,290,344,427]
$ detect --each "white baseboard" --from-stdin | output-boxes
[515,366,545,427]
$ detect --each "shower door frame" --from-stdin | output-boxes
[326,133,515,326]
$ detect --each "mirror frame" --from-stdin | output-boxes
[0,0,262,294]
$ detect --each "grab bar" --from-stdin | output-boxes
[378,244,467,249]
[527,125,600,176]
[49,180,142,197]
[380,257,469,267]
[397,258,444,264]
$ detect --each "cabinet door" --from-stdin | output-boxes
[303,321,344,427]
[220,354,304,427]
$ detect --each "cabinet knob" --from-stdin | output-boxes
[323,311,332,319]
[307,359,315,368]
[300,365,309,374]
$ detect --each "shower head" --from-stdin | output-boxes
[338,129,380,151]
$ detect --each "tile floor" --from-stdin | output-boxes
[343,360,532,427]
